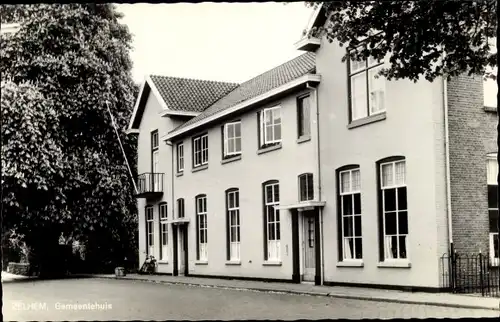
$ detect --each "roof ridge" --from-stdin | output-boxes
[149,74,239,86]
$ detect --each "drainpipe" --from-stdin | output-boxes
[443,77,453,255]
[307,82,324,284]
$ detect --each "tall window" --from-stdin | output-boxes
[177,198,185,218]
[151,130,160,191]
[196,195,208,261]
[338,167,362,260]
[348,51,385,121]
[146,206,154,256]
[223,121,242,157]
[226,189,241,261]
[487,154,499,265]
[177,143,184,172]
[299,173,314,202]
[263,181,280,261]
[259,106,282,147]
[297,95,311,138]
[379,157,408,261]
[159,203,168,261]
[193,134,208,167]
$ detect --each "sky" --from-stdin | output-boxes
[116,2,497,107]
[116,2,312,84]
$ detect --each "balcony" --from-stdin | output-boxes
[135,173,164,199]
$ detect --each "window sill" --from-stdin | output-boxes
[221,154,242,165]
[191,164,208,173]
[297,135,311,144]
[337,260,364,267]
[348,111,386,129]
[484,106,497,113]
[175,171,184,177]
[263,260,282,266]
[225,261,242,266]
[195,260,208,265]
[257,143,282,155]
[377,260,411,268]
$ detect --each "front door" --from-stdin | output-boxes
[178,226,186,276]
[152,150,159,191]
[302,213,316,282]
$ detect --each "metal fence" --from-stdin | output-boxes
[441,252,499,297]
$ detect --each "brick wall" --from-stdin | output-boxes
[447,74,497,254]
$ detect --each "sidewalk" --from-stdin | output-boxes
[93,273,500,311]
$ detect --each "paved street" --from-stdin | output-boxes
[3,278,499,320]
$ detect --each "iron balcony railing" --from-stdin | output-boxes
[136,173,164,197]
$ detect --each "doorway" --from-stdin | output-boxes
[302,212,316,282]
[178,225,187,276]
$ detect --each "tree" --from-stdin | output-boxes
[1,4,138,275]
[304,0,498,255]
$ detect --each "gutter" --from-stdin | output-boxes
[307,82,324,285]
[443,77,453,253]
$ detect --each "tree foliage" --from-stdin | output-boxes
[305,1,497,82]
[1,3,138,271]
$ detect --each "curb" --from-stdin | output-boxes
[94,275,500,312]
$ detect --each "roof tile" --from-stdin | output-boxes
[170,52,316,134]
[149,76,238,112]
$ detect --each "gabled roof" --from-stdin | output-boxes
[128,75,238,130]
[167,52,317,138]
[149,75,238,112]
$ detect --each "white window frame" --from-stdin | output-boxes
[489,233,499,266]
[196,195,208,261]
[299,173,314,202]
[227,190,240,261]
[349,51,385,121]
[159,203,168,261]
[297,95,311,138]
[193,134,208,167]
[487,154,499,265]
[151,131,159,150]
[260,106,282,146]
[177,143,184,172]
[223,121,242,157]
[264,182,280,261]
[146,206,155,256]
[339,168,362,261]
[380,159,408,261]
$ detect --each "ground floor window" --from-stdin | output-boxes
[263,181,280,261]
[226,189,241,261]
[196,195,208,261]
[487,154,499,265]
[146,206,154,256]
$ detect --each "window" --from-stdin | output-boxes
[223,121,242,157]
[196,195,208,261]
[193,134,208,167]
[337,167,362,260]
[177,198,185,219]
[177,143,184,172]
[348,50,385,121]
[487,154,499,265]
[297,95,311,138]
[299,173,314,202]
[226,189,241,261]
[146,206,154,256]
[263,181,280,261]
[151,130,160,191]
[379,158,408,261]
[159,203,168,261]
[259,106,282,147]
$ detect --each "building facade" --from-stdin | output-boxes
[127,5,498,291]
